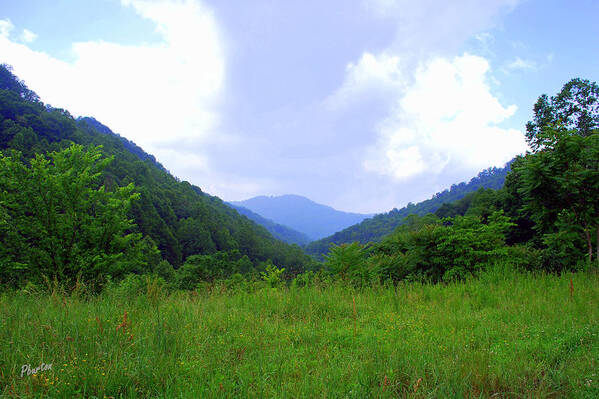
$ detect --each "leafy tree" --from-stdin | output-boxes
[260,263,285,288]
[436,212,513,280]
[175,250,255,289]
[0,145,146,289]
[518,131,599,265]
[500,157,537,245]
[526,78,599,151]
[324,242,369,284]
[518,78,599,266]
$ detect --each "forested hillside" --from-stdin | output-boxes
[0,65,313,289]
[305,164,511,257]
[228,203,311,245]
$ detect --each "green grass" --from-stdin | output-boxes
[2,267,599,398]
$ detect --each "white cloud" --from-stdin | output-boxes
[321,0,528,212]
[505,56,536,71]
[475,32,494,45]
[0,0,225,183]
[362,53,528,180]
[0,18,14,38]
[20,29,37,43]
[326,52,405,109]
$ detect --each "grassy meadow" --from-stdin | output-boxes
[2,267,599,398]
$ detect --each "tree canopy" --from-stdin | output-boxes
[526,78,599,151]
[0,145,148,289]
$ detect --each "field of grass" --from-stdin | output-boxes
[2,267,599,398]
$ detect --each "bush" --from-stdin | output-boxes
[112,274,146,299]
[260,263,285,288]
[505,245,543,271]
[324,242,368,284]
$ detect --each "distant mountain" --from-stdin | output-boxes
[305,164,512,257]
[228,203,311,246]
[230,195,373,240]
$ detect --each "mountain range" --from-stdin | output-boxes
[230,195,373,241]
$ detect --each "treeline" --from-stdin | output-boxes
[0,64,314,291]
[305,163,511,258]
[315,78,599,286]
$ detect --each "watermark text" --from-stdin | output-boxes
[21,363,52,377]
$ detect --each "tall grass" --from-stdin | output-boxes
[2,266,599,398]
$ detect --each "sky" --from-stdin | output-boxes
[1,0,598,213]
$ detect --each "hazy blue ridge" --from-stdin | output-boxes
[227,203,311,246]
[230,194,374,240]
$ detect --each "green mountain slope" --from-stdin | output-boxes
[305,164,512,257]
[0,64,312,274]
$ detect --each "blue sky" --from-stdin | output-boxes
[1,0,598,213]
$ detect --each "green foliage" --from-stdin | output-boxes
[290,270,317,288]
[0,144,146,289]
[175,250,255,290]
[306,164,512,258]
[324,242,370,285]
[365,212,513,283]
[500,157,537,245]
[540,211,588,271]
[503,245,543,271]
[153,260,176,283]
[225,273,247,291]
[0,63,40,102]
[526,78,599,151]
[518,110,599,267]
[260,263,285,288]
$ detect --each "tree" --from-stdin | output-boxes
[324,242,367,282]
[0,144,146,288]
[260,263,285,288]
[518,132,599,264]
[519,78,599,265]
[526,78,599,151]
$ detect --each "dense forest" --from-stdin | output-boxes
[305,164,511,257]
[0,64,314,291]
